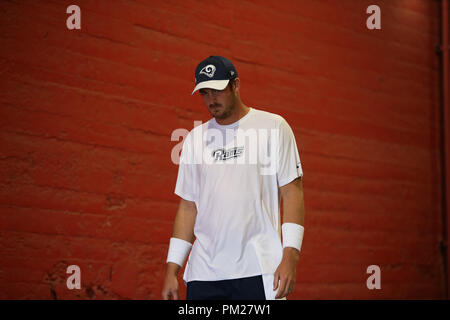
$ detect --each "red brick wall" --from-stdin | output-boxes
[0,0,445,299]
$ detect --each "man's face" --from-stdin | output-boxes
[199,83,237,120]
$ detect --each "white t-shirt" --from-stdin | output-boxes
[174,107,303,282]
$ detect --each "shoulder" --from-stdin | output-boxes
[251,107,286,125]
[183,119,212,149]
[186,119,211,138]
[251,108,290,130]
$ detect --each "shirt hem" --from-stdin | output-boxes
[174,190,195,202]
[184,271,264,283]
[278,173,303,187]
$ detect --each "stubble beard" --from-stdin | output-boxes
[211,95,236,120]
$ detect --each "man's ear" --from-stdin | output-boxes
[232,77,240,93]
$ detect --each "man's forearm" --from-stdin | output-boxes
[171,198,197,243]
[165,198,197,274]
[279,177,305,261]
[281,177,305,226]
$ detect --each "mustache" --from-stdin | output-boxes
[209,103,222,108]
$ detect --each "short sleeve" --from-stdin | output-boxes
[174,133,197,202]
[276,118,303,187]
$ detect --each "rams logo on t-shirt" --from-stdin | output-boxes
[212,146,244,161]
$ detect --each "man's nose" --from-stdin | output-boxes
[204,94,216,104]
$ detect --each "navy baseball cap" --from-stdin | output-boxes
[192,56,238,95]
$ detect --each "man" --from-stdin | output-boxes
[162,56,305,300]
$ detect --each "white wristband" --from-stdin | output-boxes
[166,237,192,267]
[282,223,304,252]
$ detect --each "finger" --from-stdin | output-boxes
[281,282,289,298]
[275,286,284,299]
[273,272,280,291]
[275,277,288,299]
[162,290,169,300]
[172,289,179,300]
[281,282,291,299]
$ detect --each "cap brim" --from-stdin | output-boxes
[191,79,230,95]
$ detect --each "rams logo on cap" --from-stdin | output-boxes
[199,64,216,78]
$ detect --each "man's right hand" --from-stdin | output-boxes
[161,262,181,300]
[161,274,179,300]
